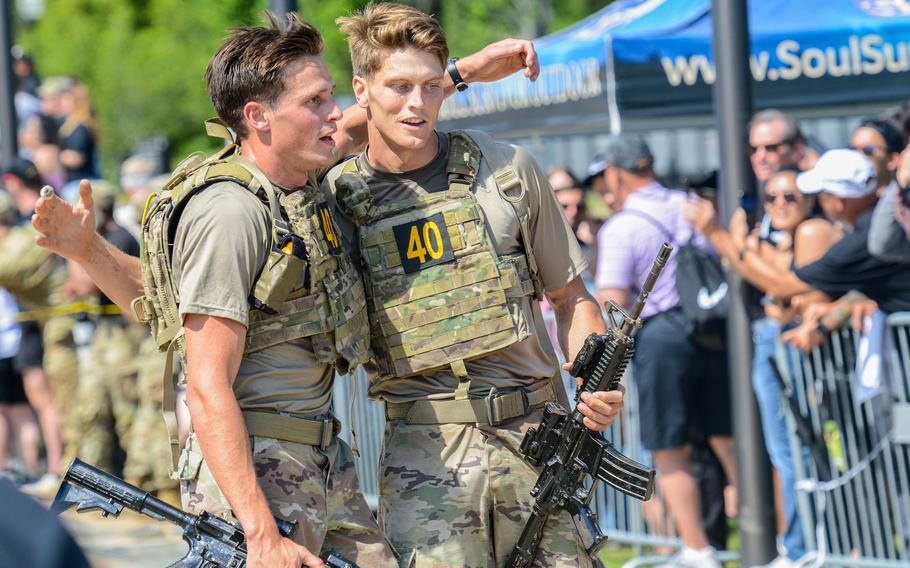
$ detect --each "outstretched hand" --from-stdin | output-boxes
[32,180,98,263]
[459,38,540,84]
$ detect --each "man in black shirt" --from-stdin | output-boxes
[792,149,910,312]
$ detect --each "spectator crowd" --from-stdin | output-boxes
[546,104,910,568]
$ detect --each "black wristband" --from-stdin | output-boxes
[816,318,830,336]
[447,57,468,92]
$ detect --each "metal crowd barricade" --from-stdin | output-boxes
[774,312,910,567]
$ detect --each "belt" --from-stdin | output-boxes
[242,410,339,450]
[385,383,556,426]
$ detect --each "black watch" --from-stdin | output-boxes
[447,57,468,92]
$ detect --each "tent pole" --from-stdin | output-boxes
[0,0,18,168]
[710,1,776,566]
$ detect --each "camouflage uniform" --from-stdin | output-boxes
[73,317,138,473]
[121,333,176,492]
[133,133,395,565]
[379,411,591,568]
[180,434,388,560]
[0,213,77,458]
[41,314,81,462]
[328,131,592,567]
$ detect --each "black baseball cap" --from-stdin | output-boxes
[3,158,42,190]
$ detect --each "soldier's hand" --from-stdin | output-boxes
[575,384,625,432]
[32,179,98,263]
[246,532,324,568]
[458,39,540,84]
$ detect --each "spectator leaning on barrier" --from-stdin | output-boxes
[685,168,842,567]
[754,150,910,351]
[594,134,736,568]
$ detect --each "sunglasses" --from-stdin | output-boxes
[764,192,800,205]
[853,145,885,157]
[750,140,793,155]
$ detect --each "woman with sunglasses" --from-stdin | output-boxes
[684,169,841,568]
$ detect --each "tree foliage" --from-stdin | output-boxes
[16,0,610,175]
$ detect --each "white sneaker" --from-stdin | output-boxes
[19,473,60,498]
[751,556,797,568]
[656,547,723,568]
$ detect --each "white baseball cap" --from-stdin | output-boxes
[796,149,877,199]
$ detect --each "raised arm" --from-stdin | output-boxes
[31,180,144,312]
[684,200,814,299]
[334,38,540,157]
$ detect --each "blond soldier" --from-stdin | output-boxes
[32,11,544,568]
[328,4,624,567]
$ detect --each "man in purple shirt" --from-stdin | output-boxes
[594,134,735,568]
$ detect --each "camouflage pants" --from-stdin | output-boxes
[75,319,138,472]
[179,432,396,566]
[379,408,592,568]
[41,315,80,462]
[122,334,176,492]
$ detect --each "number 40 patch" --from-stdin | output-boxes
[392,213,455,273]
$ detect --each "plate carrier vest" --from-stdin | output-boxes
[332,130,545,393]
[131,120,370,470]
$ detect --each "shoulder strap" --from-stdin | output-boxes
[457,129,544,301]
[456,130,570,407]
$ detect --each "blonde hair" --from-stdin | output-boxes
[337,2,448,78]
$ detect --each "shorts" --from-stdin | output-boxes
[633,308,731,451]
[0,357,28,404]
[13,321,43,372]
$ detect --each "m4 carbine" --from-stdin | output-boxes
[507,243,672,568]
[52,458,357,568]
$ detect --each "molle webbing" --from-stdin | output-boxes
[335,135,537,383]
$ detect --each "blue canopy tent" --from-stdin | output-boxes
[439,0,910,135]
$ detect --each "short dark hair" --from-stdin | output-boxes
[205,12,323,139]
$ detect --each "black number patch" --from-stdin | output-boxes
[317,203,343,254]
[392,213,455,273]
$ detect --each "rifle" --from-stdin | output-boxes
[52,458,357,568]
[507,243,672,568]
[767,357,832,481]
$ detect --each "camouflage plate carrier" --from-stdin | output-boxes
[332,130,568,423]
[131,120,370,472]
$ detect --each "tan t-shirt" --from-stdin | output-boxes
[172,180,332,416]
[328,132,588,402]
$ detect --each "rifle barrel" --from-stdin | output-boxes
[622,243,672,334]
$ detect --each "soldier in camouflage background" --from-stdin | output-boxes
[329,4,625,567]
[0,160,67,495]
[66,180,141,475]
[31,11,539,568]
